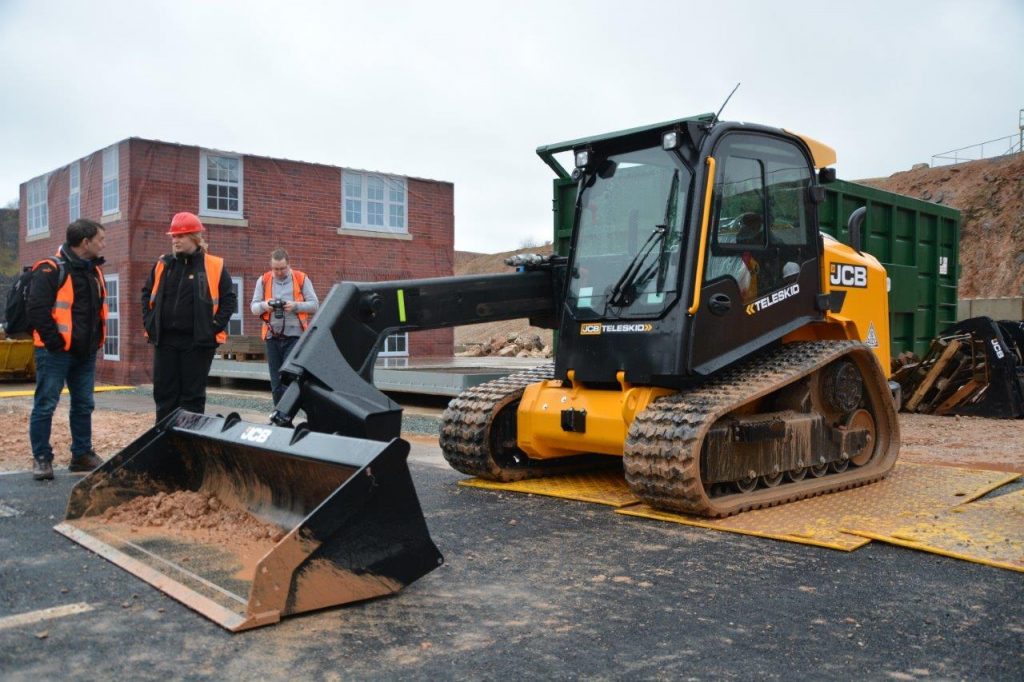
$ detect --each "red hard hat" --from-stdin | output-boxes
[167,212,204,236]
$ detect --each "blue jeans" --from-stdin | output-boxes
[266,336,299,405]
[30,347,97,463]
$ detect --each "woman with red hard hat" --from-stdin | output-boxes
[141,212,237,423]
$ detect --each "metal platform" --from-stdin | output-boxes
[209,356,546,397]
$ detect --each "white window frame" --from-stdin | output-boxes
[380,332,409,357]
[103,273,120,360]
[200,150,244,219]
[228,276,244,336]
[342,171,407,233]
[69,161,81,222]
[102,145,119,215]
[27,176,49,236]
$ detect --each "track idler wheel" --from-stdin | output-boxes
[845,408,876,466]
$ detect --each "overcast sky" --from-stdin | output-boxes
[2,0,1022,253]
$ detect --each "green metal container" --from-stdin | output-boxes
[547,176,960,359]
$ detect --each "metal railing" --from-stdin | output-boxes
[931,134,1022,167]
[931,108,1024,167]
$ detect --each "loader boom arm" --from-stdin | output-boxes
[271,265,563,440]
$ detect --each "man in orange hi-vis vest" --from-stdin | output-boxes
[141,212,236,424]
[26,219,108,481]
[249,248,319,404]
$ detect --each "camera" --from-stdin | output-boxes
[267,298,286,319]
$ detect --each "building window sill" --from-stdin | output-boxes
[199,215,249,228]
[101,211,122,224]
[336,227,412,241]
[26,231,51,242]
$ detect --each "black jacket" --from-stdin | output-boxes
[26,244,105,356]
[140,250,236,348]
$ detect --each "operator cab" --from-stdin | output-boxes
[548,119,831,386]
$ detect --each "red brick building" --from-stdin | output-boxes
[19,138,455,385]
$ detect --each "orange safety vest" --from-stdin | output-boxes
[32,256,107,352]
[148,253,227,344]
[260,269,309,340]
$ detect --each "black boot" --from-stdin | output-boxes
[32,460,54,481]
[69,451,104,473]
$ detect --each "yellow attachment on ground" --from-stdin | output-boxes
[849,487,1024,573]
[0,338,36,380]
[618,463,1018,550]
[459,470,637,507]
[516,371,674,459]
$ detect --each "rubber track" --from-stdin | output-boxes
[440,364,550,480]
[623,341,900,518]
[440,363,618,481]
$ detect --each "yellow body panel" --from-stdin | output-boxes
[783,129,837,169]
[517,371,673,459]
[783,235,892,373]
[687,156,716,315]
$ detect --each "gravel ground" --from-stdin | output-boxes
[1,460,1022,681]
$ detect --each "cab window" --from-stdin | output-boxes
[705,134,814,302]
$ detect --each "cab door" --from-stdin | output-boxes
[689,132,822,375]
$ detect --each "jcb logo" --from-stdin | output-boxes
[829,263,867,288]
[580,323,602,336]
[240,427,272,443]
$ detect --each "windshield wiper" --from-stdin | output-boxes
[605,169,679,310]
[655,169,680,292]
[606,224,667,309]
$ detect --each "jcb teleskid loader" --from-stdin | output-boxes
[58,113,898,630]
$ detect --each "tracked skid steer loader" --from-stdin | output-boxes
[59,113,900,630]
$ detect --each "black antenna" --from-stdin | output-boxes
[712,82,741,124]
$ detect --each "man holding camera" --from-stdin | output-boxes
[250,248,319,404]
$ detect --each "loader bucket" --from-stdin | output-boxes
[54,410,443,632]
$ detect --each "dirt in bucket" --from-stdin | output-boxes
[74,489,290,586]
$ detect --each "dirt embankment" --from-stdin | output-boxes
[453,245,556,350]
[860,153,1024,299]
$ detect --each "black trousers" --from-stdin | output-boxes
[265,336,299,405]
[152,344,217,424]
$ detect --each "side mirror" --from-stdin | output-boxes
[847,206,867,253]
[818,167,837,184]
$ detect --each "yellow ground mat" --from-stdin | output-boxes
[0,385,134,398]
[459,463,1020,554]
[458,470,639,507]
[618,463,1019,550]
[848,488,1024,573]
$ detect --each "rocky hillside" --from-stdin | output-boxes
[860,153,1024,298]
[453,245,556,352]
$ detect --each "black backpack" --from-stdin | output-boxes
[3,258,66,335]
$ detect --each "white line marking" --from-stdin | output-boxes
[0,602,95,631]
